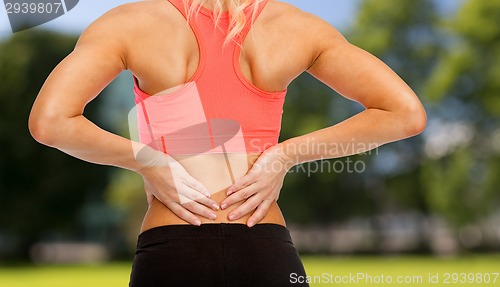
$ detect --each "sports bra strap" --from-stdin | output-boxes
[166,0,189,18]
[235,0,269,45]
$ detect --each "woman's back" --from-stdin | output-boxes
[100,0,323,229]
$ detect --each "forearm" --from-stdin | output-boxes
[30,114,165,173]
[278,108,423,169]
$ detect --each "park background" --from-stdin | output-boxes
[1,0,500,286]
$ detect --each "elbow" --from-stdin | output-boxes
[28,112,59,147]
[401,101,427,137]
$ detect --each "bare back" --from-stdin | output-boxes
[110,0,320,231]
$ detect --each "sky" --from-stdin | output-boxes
[0,0,462,39]
[0,0,360,38]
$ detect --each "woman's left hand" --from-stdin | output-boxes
[220,143,293,227]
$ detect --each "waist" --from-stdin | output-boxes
[140,152,286,233]
[141,195,286,233]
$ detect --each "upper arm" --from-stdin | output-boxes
[31,5,130,121]
[306,18,425,115]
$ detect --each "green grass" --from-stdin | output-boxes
[1,256,499,286]
[0,263,131,287]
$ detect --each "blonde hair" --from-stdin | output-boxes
[183,0,265,46]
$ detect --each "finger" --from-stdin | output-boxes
[182,176,211,197]
[247,199,273,228]
[190,192,220,211]
[226,172,256,196]
[227,194,262,221]
[156,183,218,210]
[221,185,258,210]
[182,199,218,221]
[166,201,202,226]
[177,184,213,204]
[166,158,210,197]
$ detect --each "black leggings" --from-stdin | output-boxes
[129,223,309,287]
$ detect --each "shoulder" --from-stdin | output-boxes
[74,1,183,63]
[263,1,346,44]
[263,0,343,35]
[77,1,179,43]
[261,1,347,69]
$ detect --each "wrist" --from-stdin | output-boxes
[131,142,170,175]
[271,142,296,172]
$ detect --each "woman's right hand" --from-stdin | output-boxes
[136,152,220,226]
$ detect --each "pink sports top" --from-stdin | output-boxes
[133,0,287,156]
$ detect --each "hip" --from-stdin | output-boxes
[140,190,286,233]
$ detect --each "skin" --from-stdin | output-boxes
[28,0,427,231]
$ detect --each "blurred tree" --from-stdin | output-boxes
[419,0,500,248]
[349,0,440,86]
[421,147,496,228]
[347,0,441,251]
[349,0,500,251]
[425,0,500,115]
[0,30,114,260]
